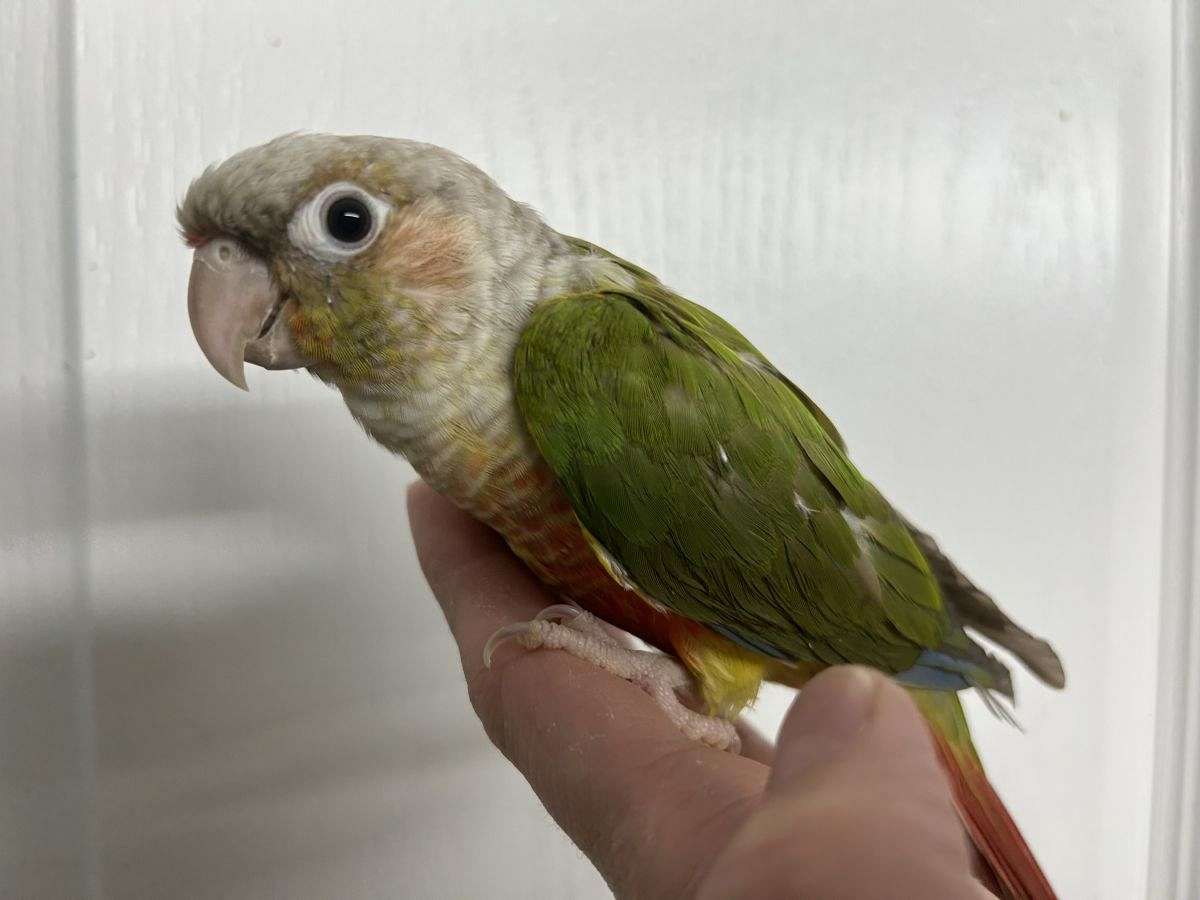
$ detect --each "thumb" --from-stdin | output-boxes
[697,666,985,899]
[766,665,881,791]
[768,665,944,796]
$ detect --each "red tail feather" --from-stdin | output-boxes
[927,725,1057,900]
[909,688,1056,899]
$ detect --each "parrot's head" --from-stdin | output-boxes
[178,132,548,392]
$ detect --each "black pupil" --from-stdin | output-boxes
[325,196,372,244]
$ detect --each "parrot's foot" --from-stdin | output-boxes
[484,605,740,753]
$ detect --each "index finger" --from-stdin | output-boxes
[406,480,768,897]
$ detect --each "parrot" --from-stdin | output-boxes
[179,133,1065,899]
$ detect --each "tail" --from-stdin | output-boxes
[910,689,1057,900]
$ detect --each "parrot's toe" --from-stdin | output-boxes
[637,657,742,753]
[482,606,741,754]
[483,606,618,668]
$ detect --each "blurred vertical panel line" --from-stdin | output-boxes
[55,0,101,895]
[1150,0,1200,896]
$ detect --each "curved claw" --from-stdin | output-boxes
[534,604,584,623]
[483,606,586,668]
[483,622,536,669]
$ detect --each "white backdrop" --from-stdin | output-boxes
[2,1,1175,897]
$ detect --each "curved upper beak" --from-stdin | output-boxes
[187,238,312,390]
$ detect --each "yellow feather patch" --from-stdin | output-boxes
[669,621,769,718]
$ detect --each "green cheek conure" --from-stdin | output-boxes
[179,133,1065,899]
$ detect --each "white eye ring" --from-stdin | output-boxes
[287,181,392,262]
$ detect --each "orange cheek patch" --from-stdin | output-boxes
[375,201,477,292]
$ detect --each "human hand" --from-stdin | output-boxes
[407,481,993,899]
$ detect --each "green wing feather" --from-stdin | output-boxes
[514,257,1005,682]
[561,236,848,450]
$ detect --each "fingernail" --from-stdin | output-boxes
[768,666,881,789]
[802,666,879,741]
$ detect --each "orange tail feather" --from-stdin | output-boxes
[912,690,1057,900]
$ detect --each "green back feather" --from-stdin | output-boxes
[514,259,986,678]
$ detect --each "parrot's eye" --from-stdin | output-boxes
[287,182,391,262]
[325,196,372,245]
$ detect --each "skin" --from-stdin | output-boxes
[408,480,993,899]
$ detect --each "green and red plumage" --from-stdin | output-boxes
[179,133,1065,899]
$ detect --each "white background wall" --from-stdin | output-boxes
[2,1,1176,897]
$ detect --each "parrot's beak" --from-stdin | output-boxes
[187,238,311,390]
